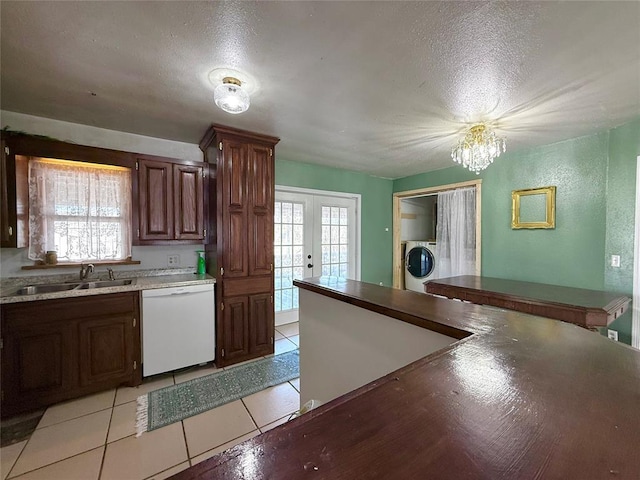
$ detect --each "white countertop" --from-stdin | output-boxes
[0,273,216,304]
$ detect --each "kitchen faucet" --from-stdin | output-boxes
[79,263,95,281]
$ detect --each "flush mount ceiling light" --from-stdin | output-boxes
[214,76,250,114]
[451,123,506,174]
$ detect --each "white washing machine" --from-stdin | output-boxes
[404,241,438,293]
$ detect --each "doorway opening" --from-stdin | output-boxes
[274,186,361,326]
[392,180,482,290]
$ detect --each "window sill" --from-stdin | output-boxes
[22,258,141,270]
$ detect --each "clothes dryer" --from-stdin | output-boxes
[404,241,438,293]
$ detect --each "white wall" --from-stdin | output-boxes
[1,111,201,161]
[299,289,455,405]
[0,111,204,278]
[400,196,436,241]
[0,245,204,278]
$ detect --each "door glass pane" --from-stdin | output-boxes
[274,200,305,313]
[274,202,281,223]
[322,206,330,224]
[320,202,352,280]
[293,204,303,224]
[331,207,339,225]
[275,290,281,311]
[274,224,281,245]
[322,245,330,264]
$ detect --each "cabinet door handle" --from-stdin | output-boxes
[307,263,313,268]
[8,226,12,236]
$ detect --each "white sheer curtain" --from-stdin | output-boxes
[28,158,132,262]
[435,187,476,278]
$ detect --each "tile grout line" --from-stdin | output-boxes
[4,438,27,480]
[6,446,105,480]
[190,430,259,466]
[5,398,116,480]
[288,379,300,393]
[178,370,194,470]
[97,390,118,479]
[258,413,294,434]
[142,462,188,480]
[33,404,114,432]
[4,390,116,479]
[4,341,299,479]
[239,398,261,434]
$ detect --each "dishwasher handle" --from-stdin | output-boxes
[142,284,214,298]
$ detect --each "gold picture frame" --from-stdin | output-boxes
[511,186,556,229]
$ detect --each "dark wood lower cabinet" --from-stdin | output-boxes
[1,292,141,418]
[249,293,274,356]
[220,296,250,363]
[218,291,274,367]
[78,315,135,387]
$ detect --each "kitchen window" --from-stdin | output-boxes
[27,157,132,262]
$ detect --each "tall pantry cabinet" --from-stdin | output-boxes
[200,125,280,367]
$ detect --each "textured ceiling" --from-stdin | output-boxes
[1,1,639,179]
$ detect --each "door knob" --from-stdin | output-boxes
[307,263,313,268]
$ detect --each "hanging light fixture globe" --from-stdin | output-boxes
[451,123,506,174]
[214,77,250,114]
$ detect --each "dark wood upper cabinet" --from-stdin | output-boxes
[220,141,249,278]
[135,156,206,245]
[174,163,204,240]
[138,158,174,241]
[200,124,279,367]
[1,137,28,248]
[0,132,207,250]
[1,138,13,247]
[248,145,274,277]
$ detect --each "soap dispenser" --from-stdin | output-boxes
[196,250,206,275]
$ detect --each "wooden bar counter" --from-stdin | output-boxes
[424,275,631,328]
[173,277,640,480]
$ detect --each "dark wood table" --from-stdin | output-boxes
[172,277,640,480]
[425,275,630,329]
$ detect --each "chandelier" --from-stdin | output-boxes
[451,123,506,174]
[214,77,250,114]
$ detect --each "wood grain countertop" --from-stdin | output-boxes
[173,277,640,479]
[425,275,631,328]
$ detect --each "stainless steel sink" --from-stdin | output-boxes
[76,279,133,289]
[15,279,133,295]
[16,283,81,295]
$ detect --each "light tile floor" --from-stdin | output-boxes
[1,323,300,480]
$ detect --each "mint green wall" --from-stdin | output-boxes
[605,119,640,295]
[394,133,610,289]
[275,158,394,286]
[604,120,640,344]
[394,118,640,345]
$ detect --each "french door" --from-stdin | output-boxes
[274,189,359,325]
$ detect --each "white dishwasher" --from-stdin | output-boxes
[142,283,215,377]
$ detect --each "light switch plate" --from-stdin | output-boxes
[607,329,618,341]
[611,255,621,267]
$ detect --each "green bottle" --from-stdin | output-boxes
[196,251,206,275]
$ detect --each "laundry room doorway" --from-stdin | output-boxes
[393,180,482,290]
[274,186,361,325]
